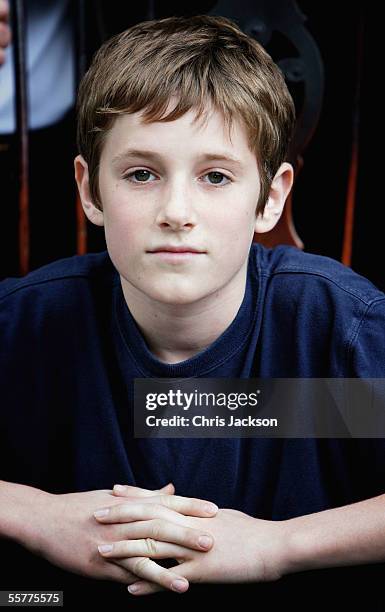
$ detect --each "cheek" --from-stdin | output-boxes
[217,201,256,231]
[214,206,255,247]
[102,197,145,244]
[103,216,146,277]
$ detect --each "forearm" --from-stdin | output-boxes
[285,493,385,573]
[0,479,50,548]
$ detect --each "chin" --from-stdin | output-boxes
[148,285,205,306]
[155,292,201,306]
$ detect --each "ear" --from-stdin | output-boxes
[74,155,104,227]
[254,162,294,233]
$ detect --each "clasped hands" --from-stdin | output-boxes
[92,482,290,596]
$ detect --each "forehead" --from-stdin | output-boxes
[100,103,256,167]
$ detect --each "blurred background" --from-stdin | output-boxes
[0,1,380,291]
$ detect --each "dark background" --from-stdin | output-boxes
[293,2,380,289]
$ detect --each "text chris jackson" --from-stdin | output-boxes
[145,415,278,428]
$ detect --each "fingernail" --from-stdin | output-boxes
[204,503,218,514]
[98,544,113,553]
[94,508,110,518]
[128,584,140,594]
[113,484,126,492]
[198,535,212,549]
[171,579,188,593]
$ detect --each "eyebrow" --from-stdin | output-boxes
[111,148,243,168]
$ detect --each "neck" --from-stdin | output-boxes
[120,265,248,364]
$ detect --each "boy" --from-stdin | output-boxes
[1,14,385,610]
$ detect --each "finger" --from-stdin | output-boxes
[93,504,214,551]
[102,560,142,585]
[94,502,183,524]
[113,556,189,594]
[127,579,166,596]
[161,483,175,494]
[98,494,218,519]
[98,538,188,561]
[112,483,175,497]
[139,493,218,518]
[120,518,213,551]
[128,581,164,596]
[126,562,191,596]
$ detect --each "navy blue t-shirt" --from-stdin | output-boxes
[1,243,385,609]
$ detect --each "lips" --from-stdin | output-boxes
[148,246,204,253]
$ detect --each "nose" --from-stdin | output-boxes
[155,180,197,230]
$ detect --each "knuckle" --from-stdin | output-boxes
[153,502,165,513]
[189,499,201,512]
[133,556,152,575]
[186,527,197,545]
[158,567,172,586]
[144,538,158,556]
[158,494,173,509]
[150,518,163,540]
[115,502,130,516]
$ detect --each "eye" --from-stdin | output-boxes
[123,169,156,183]
[122,169,232,186]
[201,171,232,187]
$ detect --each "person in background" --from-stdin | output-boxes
[0,0,77,278]
[0,0,11,65]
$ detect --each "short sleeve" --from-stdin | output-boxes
[347,298,385,493]
[349,298,385,377]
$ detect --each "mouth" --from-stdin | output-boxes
[146,248,206,263]
[147,246,205,254]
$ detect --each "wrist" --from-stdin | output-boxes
[282,515,322,575]
[248,517,302,582]
[269,519,305,579]
[22,488,57,556]
[0,480,55,551]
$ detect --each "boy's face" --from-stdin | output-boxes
[76,101,292,307]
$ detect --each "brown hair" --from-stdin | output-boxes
[76,14,295,213]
